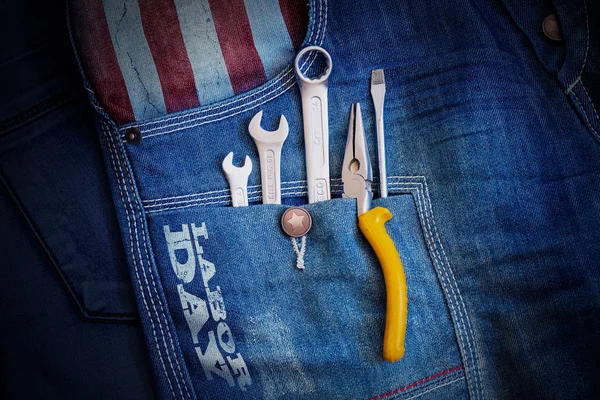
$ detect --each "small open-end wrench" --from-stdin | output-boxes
[294,45,333,203]
[221,152,252,207]
[248,111,289,204]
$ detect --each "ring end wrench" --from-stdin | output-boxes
[248,111,289,204]
[294,46,333,204]
[222,152,252,207]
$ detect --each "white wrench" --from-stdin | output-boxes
[294,45,333,203]
[248,111,289,204]
[221,152,252,207]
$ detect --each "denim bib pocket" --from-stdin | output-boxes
[135,176,474,399]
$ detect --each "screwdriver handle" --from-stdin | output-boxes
[358,206,407,362]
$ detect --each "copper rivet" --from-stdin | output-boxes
[125,127,142,145]
[281,207,312,238]
[542,14,563,42]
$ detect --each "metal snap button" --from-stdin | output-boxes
[281,207,312,237]
[125,127,142,145]
[542,14,563,42]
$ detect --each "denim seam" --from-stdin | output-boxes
[565,0,589,93]
[404,377,466,400]
[141,76,297,138]
[143,180,346,210]
[121,149,193,399]
[577,0,589,83]
[0,171,136,321]
[110,122,193,400]
[418,179,483,399]
[372,366,464,400]
[141,178,359,210]
[143,179,312,204]
[122,0,328,136]
[0,90,80,135]
[103,120,196,399]
[389,180,482,400]
[580,81,600,122]
[100,120,179,399]
[394,182,476,397]
[570,88,600,139]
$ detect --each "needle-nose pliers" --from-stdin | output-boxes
[342,103,408,362]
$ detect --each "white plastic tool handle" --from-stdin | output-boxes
[294,46,332,204]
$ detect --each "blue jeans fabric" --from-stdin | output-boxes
[2,0,600,398]
[0,0,156,398]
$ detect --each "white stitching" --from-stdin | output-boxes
[420,178,483,399]
[404,377,466,400]
[143,180,313,204]
[126,0,327,134]
[105,122,192,399]
[111,126,192,399]
[578,0,590,81]
[142,177,409,213]
[566,0,590,92]
[101,121,177,399]
[571,89,600,138]
[405,182,478,399]
[140,73,294,136]
[387,180,479,399]
[144,185,312,208]
[144,185,322,209]
[390,180,481,399]
[565,76,581,94]
[143,178,344,209]
[142,78,297,138]
[104,121,192,399]
[580,81,600,122]
[134,171,482,398]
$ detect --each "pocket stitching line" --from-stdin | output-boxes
[390,179,482,399]
[103,120,193,399]
[101,120,180,398]
[122,0,328,136]
[371,365,464,400]
[570,86,600,140]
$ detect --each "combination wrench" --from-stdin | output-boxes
[221,152,252,207]
[294,45,333,203]
[248,111,289,204]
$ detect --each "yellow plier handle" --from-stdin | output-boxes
[358,206,408,362]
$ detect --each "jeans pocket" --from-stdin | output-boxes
[0,99,137,321]
[143,179,474,399]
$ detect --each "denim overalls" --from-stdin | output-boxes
[2,0,599,398]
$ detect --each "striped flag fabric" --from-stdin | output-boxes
[70,0,308,124]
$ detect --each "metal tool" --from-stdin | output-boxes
[248,111,289,204]
[371,69,387,198]
[222,152,252,207]
[294,45,332,203]
[342,103,408,362]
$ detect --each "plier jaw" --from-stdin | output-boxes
[342,103,373,216]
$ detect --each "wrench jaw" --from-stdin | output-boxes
[248,111,289,144]
[221,152,253,207]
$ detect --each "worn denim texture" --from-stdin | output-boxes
[70,0,600,398]
[2,0,599,398]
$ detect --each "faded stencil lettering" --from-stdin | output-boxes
[177,284,209,344]
[164,224,196,283]
[165,222,251,391]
